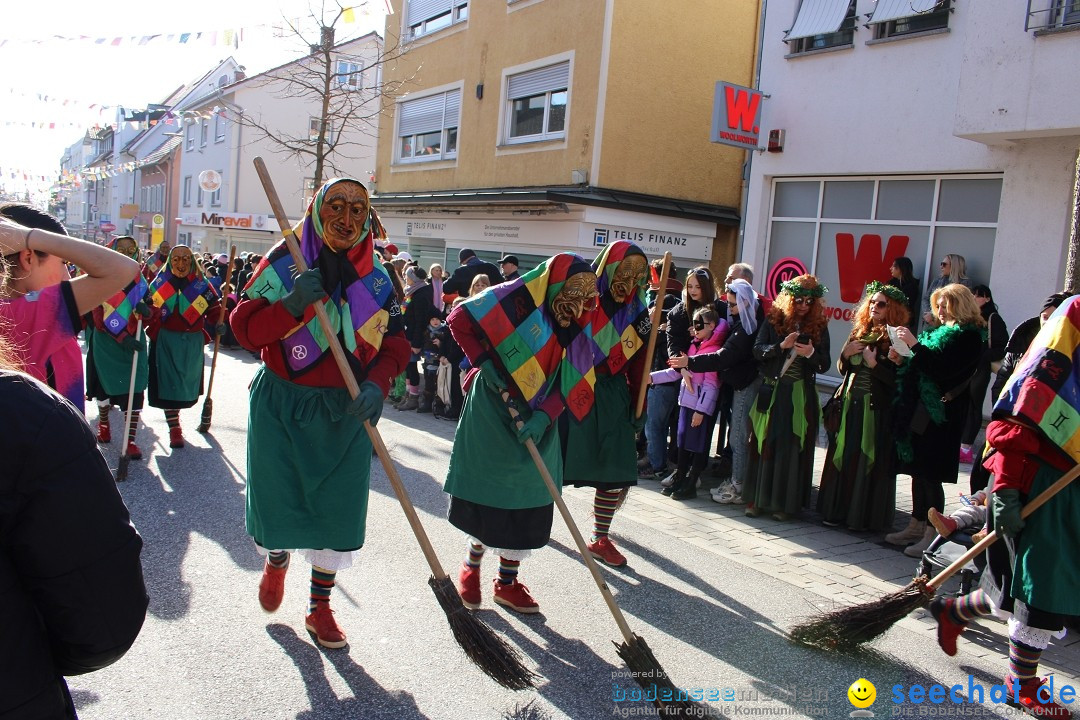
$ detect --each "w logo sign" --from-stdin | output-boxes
[835,233,909,303]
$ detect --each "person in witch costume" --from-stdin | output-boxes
[141,238,170,282]
[562,240,651,568]
[446,252,599,614]
[86,235,152,460]
[230,178,409,649]
[146,245,221,449]
[930,295,1080,720]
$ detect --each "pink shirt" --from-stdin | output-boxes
[0,282,84,412]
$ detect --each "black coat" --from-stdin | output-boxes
[442,259,503,296]
[0,372,148,720]
[685,310,765,390]
[402,283,439,349]
[754,320,832,385]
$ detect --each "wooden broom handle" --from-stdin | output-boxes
[634,252,672,418]
[501,391,637,646]
[205,244,237,399]
[926,462,1080,591]
[253,157,448,579]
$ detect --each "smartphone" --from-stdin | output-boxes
[796,333,811,345]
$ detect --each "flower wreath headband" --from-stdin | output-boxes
[780,278,828,298]
[864,280,908,306]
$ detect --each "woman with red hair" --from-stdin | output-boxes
[746,274,831,521]
[818,282,909,531]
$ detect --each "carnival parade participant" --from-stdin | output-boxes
[930,295,1080,720]
[147,245,220,449]
[445,253,599,613]
[817,281,909,532]
[0,205,138,411]
[746,274,831,521]
[230,178,408,649]
[85,235,152,460]
[563,240,650,568]
[141,238,171,282]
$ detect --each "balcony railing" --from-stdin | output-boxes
[1026,0,1080,31]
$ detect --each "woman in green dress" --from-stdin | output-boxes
[746,274,831,521]
[817,281,909,531]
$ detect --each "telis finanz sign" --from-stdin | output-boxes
[711,81,764,151]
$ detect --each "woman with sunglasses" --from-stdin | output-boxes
[922,254,973,329]
[745,274,831,521]
[888,283,986,554]
[817,282,909,531]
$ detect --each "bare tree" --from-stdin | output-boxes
[1066,148,1080,294]
[232,1,414,187]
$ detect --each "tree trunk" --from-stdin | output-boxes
[1065,147,1080,294]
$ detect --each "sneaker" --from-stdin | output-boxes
[928,508,958,539]
[587,536,627,568]
[125,442,143,460]
[258,559,288,613]
[96,422,111,444]
[929,597,966,656]
[458,564,481,610]
[958,446,974,464]
[492,579,540,614]
[305,600,347,649]
[169,426,185,449]
[1005,673,1073,719]
[660,471,677,488]
[711,483,744,505]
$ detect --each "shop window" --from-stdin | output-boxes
[937,179,1002,223]
[876,180,935,221]
[505,61,569,144]
[397,89,461,162]
[785,0,857,54]
[822,181,873,219]
[773,181,820,218]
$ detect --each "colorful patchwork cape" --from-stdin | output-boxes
[148,247,218,328]
[143,249,167,279]
[457,252,598,421]
[101,270,149,341]
[589,240,650,376]
[994,295,1080,463]
[242,178,401,378]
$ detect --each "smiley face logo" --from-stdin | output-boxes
[847,678,876,710]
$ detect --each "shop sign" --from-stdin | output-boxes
[711,81,764,151]
[585,225,710,260]
[180,211,269,230]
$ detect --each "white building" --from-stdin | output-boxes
[742,0,1080,378]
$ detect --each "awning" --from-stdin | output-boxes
[869,0,942,24]
[784,0,852,40]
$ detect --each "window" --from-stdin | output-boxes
[1027,0,1080,30]
[303,178,316,212]
[200,120,209,147]
[183,176,192,206]
[870,0,950,39]
[397,89,461,162]
[197,186,204,206]
[406,0,468,39]
[218,74,229,88]
[211,171,223,207]
[308,117,338,145]
[336,60,362,89]
[215,113,226,142]
[185,122,195,151]
[505,61,569,143]
[785,0,857,54]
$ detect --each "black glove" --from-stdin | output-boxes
[135,300,151,319]
[992,489,1024,538]
[346,381,384,426]
[120,335,142,353]
[516,411,550,445]
[281,269,327,318]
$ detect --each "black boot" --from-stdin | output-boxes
[417,392,433,414]
[672,470,698,500]
[661,472,684,497]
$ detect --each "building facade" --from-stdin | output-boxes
[372,0,761,275]
[743,0,1080,379]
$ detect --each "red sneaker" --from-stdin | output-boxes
[305,600,347,649]
[1006,674,1073,719]
[125,442,142,460]
[587,536,627,568]
[929,597,966,656]
[458,564,481,610]
[258,560,288,613]
[169,426,185,449]
[493,579,539,614]
[97,422,111,444]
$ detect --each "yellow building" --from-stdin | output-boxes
[374,0,760,276]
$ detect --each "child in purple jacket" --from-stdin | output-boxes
[651,307,727,500]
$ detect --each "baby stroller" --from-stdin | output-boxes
[915,529,986,597]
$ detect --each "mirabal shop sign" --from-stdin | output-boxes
[710,81,764,151]
[179,211,270,230]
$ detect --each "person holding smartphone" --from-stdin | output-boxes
[745,274,831,521]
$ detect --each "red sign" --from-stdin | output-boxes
[835,233,909,303]
[711,81,764,150]
[766,257,808,299]
[99,222,116,232]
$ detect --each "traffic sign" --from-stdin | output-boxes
[100,222,116,232]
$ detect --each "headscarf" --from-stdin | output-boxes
[588,240,650,376]
[242,178,401,379]
[452,252,597,420]
[727,278,758,334]
[148,245,218,328]
[993,295,1080,463]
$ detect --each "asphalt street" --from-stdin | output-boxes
[68,347,1069,720]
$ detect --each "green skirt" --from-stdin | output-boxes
[87,326,148,399]
[246,367,372,551]
[148,328,204,409]
[563,373,637,489]
[745,378,818,515]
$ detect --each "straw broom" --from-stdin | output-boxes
[253,158,536,691]
[197,244,237,433]
[790,463,1080,651]
[115,318,143,482]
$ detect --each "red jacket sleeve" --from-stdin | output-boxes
[983,419,1073,494]
[230,296,304,351]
